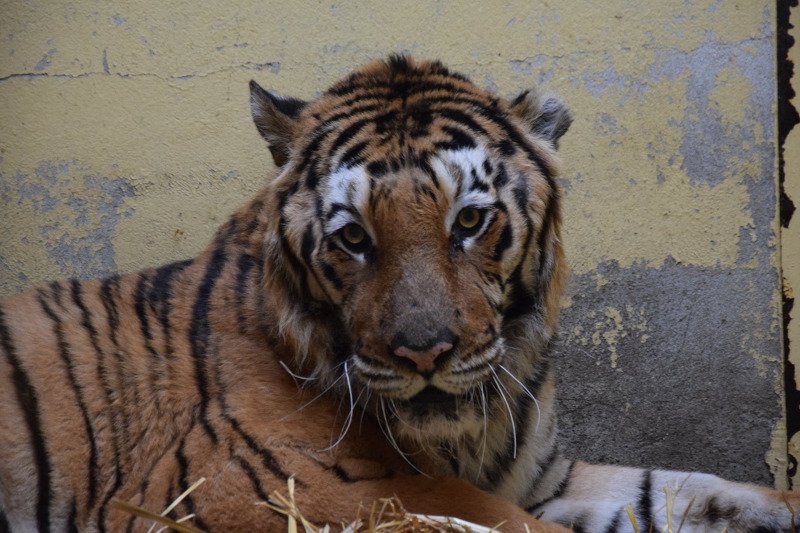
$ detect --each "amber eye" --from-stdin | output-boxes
[339,223,371,255]
[342,223,366,245]
[456,208,482,230]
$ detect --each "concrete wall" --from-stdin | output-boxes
[0,1,788,486]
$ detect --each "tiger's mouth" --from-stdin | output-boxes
[390,386,476,427]
[398,385,467,414]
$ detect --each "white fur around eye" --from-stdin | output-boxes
[430,146,496,234]
[322,164,375,241]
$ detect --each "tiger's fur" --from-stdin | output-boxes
[0,56,797,532]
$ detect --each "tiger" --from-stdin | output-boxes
[0,55,797,532]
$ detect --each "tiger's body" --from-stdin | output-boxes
[0,57,797,532]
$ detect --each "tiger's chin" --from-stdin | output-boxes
[388,386,486,441]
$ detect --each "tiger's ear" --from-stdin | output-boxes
[509,90,572,149]
[249,80,308,167]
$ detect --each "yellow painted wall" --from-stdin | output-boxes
[0,1,776,287]
[0,1,787,485]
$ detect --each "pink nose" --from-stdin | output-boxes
[393,342,453,373]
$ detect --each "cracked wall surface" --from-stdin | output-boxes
[0,1,787,486]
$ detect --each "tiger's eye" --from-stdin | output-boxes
[457,208,481,230]
[342,223,366,245]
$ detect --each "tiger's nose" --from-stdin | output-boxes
[390,330,456,373]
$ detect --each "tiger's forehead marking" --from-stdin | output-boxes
[322,165,371,235]
[430,146,495,208]
[321,146,497,235]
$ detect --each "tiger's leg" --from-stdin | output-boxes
[528,460,800,532]
[115,437,569,533]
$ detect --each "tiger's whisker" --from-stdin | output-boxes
[498,363,542,436]
[358,388,373,433]
[477,382,489,483]
[279,360,319,386]
[378,398,430,478]
[490,368,517,460]
[323,361,357,451]
[278,363,345,422]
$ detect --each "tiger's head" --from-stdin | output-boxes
[251,56,571,441]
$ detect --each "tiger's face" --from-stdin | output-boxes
[251,57,570,439]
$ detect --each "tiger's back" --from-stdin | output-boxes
[0,211,417,531]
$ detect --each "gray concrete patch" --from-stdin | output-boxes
[554,259,781,484]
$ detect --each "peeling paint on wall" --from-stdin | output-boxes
[0,0,787,486]
[780,0,800,490]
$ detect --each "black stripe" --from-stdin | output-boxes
[326,78,475,102]
[493,163,509,188]
[440,441,460,476]
[319,261,343,291]
[572,515,588,533]
[703,496,737,523]
[437,108,489,137]
[326,117,372,162]
[338,140,369,169]
[134,272,157,351]
[468,168,490,192]
[97,473,123,533]
[99,276,135,456]
[277,230,314,307]
[49,280,64,307]
[0,304,52,532]
[492,222,513,261]
[234,254,257,334]
[503,179,537,322]
[99,276,121,347]
[331,464,355,482]
[296,224,336,305]
[150,259,192,355]
[496,139,515,156]
[163,482,178,520]
[325,202,350,222]
[135,272,163,415]
[531,446,559,488]
[175,421,210,532]
[189,224,236,444]
[37,289,101,513]
[67,498,78,533]
[637,469,653,533]
[535,188,559,284]
[604,509,623,533]
[436,125,476,151]
[300,224,315,266]
[71,279,121,533]
[320,102,384,127]
[527,459,575,512]
[512,176,529,211]
[232,454,271,501]
[367,159,388,177]
[0,509,9,533]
